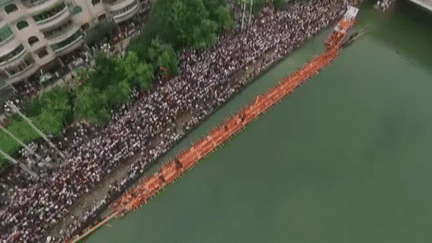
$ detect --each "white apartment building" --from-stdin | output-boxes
[0,0,151,97]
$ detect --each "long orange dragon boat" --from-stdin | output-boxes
[68,5,359,243]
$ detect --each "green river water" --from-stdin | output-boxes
[86,1,432,242]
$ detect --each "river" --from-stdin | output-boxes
[85,1,432,242]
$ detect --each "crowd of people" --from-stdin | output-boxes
[0,1,364,242]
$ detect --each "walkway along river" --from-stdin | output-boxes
[68,7,359,243]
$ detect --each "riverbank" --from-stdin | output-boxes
[0,1,366,242]
[58,2,364,242]
[83,1,432,241]
[107,13,354,218]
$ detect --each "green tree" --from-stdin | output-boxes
[203,0,225,17]
[129,0,233,54]
[116,51,154,90]
[117,51,141,83]
[203,0,233,31]
[35,109,64,134]
[169,0,218,49]
[147,39,178,76]
[106,79,131,106]
[25,96,43,117]
[28,87,74,134]
[74,86,110,125]
[136,62,154,90]
[128,0,179,56]
[88,53,123,91]
[214,5,234,31]
[72,68,91,93]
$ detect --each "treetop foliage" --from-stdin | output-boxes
[25,86,74,134]
[147,38,178,76]
[130,0,233,53]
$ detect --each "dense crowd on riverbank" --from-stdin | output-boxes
[0,1,363,242]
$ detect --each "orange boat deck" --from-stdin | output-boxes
[109,17,354,214]
[68,15,356,243]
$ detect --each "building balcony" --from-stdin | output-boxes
[43,19,74,39]
[51,30,83,56]
[103,0,135,11]
[34,50,56,66]
[33,2,69,26]
[5,62,39,85]
[47,25,81,45]
[109,0,138,23]
[21,0,56,9]
[37,11,72,33]
[0,44,27,67]
[3,54,38,84]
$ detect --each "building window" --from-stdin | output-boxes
[43,19,73,38]
[71,6,82,14]
[92,0,100,5]
[23,55,35,66]
[28,36,40,46]
[97,14,106,21]
[0,44,25,64]
[17,20,29,30]
[37,48,49,59]
[81,23,90,31]
[110,0,137,16]
[0,26,13,43]
[22,0,51,8]
[6,56,34,76]
[32,2,67,24]
[50,30,82,51]
[6,68,16,76]
[4,4,18,14]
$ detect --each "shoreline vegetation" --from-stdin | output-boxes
[0,0,365,242]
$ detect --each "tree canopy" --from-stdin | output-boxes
[204,0,234,31]
[214,5,234,31]
[147,39,177,76]
[87,53,123,91]
[74,85,110,125]
[168,0,218,49]
[116,51,154,90]
[26,86,74,134]
[130,0,233,52]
